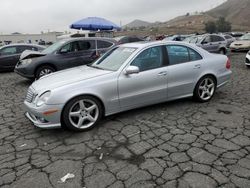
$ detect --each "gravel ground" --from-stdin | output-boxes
[0,52,250,188]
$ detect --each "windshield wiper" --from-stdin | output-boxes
[87,64,105,70]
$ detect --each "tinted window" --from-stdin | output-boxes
[131,46,163,72]
[17,46,38,53]
[189,48,202,61]
[166,45,189,65]
[120,37,129,44]
[211,35,225,42]
[97,40,113,49]
[78,41,92,51]
[166,45,202,65]
[0,46,17,55]
[129,37,143,43]
[61,41,79,52]
[224,35,232,39]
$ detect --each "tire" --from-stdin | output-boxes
[62,95,103,131]
[35,65,55,79]
[219,48,226,55]
[247,65,250,69]
[193,75,217,103]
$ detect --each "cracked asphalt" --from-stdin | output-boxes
[0,53,250,188]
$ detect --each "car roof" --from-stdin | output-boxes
[0,43,45,49]
[120,41,199,49]
[61,37,117,43]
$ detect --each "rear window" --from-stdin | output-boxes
[97,40,113,49]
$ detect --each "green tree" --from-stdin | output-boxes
[205,21,217,33]
[216,17,232,32]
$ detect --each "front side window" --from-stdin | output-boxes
[60,41,79,53]
[91,47,136,71]
[0,47,17,55]
[166,45,202,65]
[131,46,163,72]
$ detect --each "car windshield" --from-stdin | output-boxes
[239,34,250,40]
[42,40,66,54]
[90,47,137,71]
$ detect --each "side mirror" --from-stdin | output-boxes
[202,41,208,44]
[125,66,139,75]
[60,49,68,54]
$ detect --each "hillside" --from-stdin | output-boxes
[124,19,152,28]
[207,0,250,28]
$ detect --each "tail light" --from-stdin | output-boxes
[226,58,231,69]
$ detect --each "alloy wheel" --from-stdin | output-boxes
[68,99,99,129]
[39,68,53,78]
[198,78,215,101]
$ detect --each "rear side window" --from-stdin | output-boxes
[189,48,202,61]
[0,46,17,55]
[166,45,202,65]
[211,35,225,42]
[224,35,232,39]
[78,41,92,51]
[97,40,113,49]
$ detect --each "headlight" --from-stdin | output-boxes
[21,59,32,65]
[36,91,51,107]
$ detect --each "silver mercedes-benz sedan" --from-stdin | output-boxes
[24,41,232,131]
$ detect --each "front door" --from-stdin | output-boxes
[118,46,168,110]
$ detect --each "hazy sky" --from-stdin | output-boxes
[0,0,226,34]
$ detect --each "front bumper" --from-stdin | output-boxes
[15,67,34,79]
[246,53,250,66]
[24,101,63,129]
[230,46,250,52]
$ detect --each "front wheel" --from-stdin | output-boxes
[62,96,103,131]
[194,76,216,102]
[35,65,55,79]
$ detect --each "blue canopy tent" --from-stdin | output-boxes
[70,17,121,31]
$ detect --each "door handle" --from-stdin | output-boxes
[194,64,201,69]
[158,71,167,76]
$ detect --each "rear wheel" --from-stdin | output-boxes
[35,65,55,79]
[194,76,216,102]
[62,96,103,131]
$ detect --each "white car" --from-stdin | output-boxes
[246,50,250,68]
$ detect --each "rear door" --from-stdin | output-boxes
[166,45,203,100]
[77,40,97,64]
[0,46,18,69]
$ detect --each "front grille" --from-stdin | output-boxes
[25,88,35,103]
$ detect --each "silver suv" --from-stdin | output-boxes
[185,34,228,54]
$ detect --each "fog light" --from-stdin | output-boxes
[37,117,48,123]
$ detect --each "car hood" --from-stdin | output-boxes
[231,40,250,46]
[20,50,46,60]
[32,66,112,92]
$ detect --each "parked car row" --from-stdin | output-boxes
[0,44,45,71]
[15,37,117,79]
